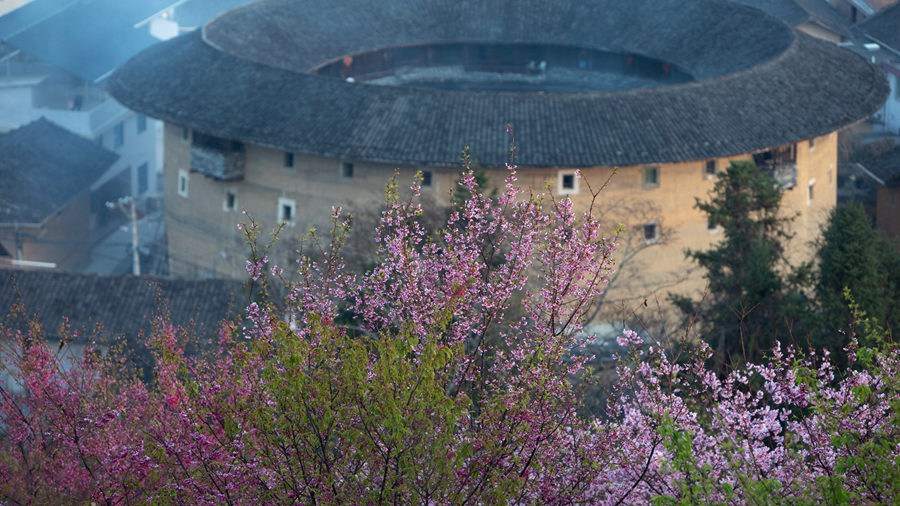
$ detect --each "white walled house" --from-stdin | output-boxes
[0,0,248,222]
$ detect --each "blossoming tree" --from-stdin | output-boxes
[0,166,896,504]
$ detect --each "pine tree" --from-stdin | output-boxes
[815,204,899,358]
[674,161,809,368]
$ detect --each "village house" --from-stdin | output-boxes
[109,0,888,317]
[852,144,900,239]
[0,0,249,220]
[0,118,116,270]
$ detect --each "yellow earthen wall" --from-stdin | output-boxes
[164,124,451,277]
[163,124,838,322]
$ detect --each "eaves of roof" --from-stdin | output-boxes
[859,145,900,186]
[859,2,900,54]
[0,270,244,345]
[109,0,889,169]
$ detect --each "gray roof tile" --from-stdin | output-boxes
[1,270,244,344]
[860,2,900,53]
[861,144,900,185]
[109,0,889,168]
[0,119,117,224]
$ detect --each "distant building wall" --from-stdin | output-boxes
[876,69,900,135]
[163,124,431,277]
[0,190,93,270]
[92,111,162,206]
[162,123,839,321]
[876,185,900,238]
[0,84,37,131]
[792,132,840,263]
[0,65,162,208]
[797,22,843,43]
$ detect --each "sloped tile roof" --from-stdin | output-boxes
[0,0,251,83]
[109,0,888,168]
[0,118,117,224]
[0,0,172,82]
[860,144,900,185]
[0,0,72,40]
[0,270,245,344]
[859,2,900,53]
[728,0,808,26]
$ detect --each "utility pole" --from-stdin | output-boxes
[106,196,141,275]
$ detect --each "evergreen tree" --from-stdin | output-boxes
[815,204,899,357]
[673,161,809,368]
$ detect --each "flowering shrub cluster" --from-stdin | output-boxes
[1,167,897,504]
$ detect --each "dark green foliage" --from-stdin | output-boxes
[814,204,899,358]
[674,161,810,368]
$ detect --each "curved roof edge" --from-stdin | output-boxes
[109,19,888,168]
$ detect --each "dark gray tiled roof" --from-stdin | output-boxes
[0,0,72,39]
[860,144,900,185]
[0,0,252,83]
[0,270,245,345]
[205,0,792,79]
[0,0,172,82]
[728,0,808,26]
[0,118,117,224]
[859,2,900,53]
[110,0,888,168]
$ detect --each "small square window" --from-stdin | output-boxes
[283,152,295,169]
[704,160,716,178]
[707,216,718,231]
[808,137,816,149]
[558,170,578,195]
[643,166,659,188]
[113,121,124,148]
[137,114,147,134]
[278,197,296,225]
[643,222,659,243]
[177,169,189,198]
[341,162,354,179]
[807,179,815,204]
[421,170,433,187]
[224,190,238,211]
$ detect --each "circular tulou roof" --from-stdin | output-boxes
[109,0,888,168]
